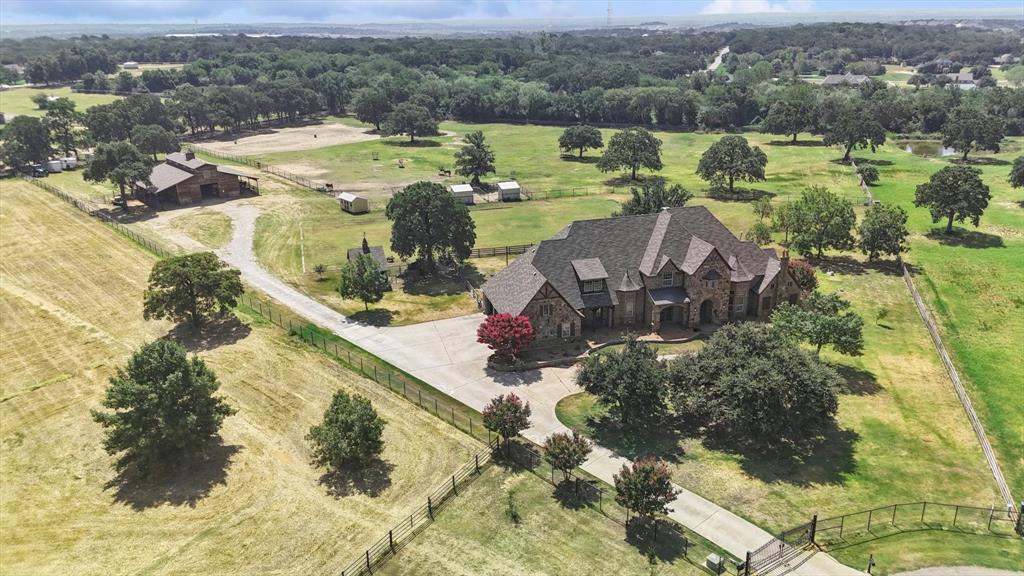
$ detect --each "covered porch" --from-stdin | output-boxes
[648,286,691,331]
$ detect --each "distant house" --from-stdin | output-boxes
[346,238,392,288]
[448,183,475,205]
[822,73,868,86]
[994,54,1015,65]
[481,206,801,342]
[946,72,976,89]
[122,61,140,70]
[338,191,369,214]
[497,181,522,201]
[135,150,258,207]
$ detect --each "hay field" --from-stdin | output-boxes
[0,180,480,576]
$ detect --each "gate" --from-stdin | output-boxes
[743,516,816,575]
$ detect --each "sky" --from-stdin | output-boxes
[1,0,1021,25]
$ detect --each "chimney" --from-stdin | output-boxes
[184,149,195,161]
[361,234,370,254]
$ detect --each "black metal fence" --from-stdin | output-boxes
[467,243,533,259]
[813,501,1022,549]
[21,177,178,258]
[339,437,500,576]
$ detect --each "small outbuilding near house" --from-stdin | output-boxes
[497,181,522,201]
[122,61,139,69]
[346,239,392,289]
[448,183,475,205]
[338,192,369,214]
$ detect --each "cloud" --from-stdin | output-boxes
[700,0,815,14]
[0,0,526,24]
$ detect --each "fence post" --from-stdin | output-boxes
[451,407,455,425]
[427,496,433,519]
[891,505,897,526]
[839,514,844,538]
[1017,501,1024,536]
[452,474,457,495]
[389,529,394,553]
[434,398,438,415]
[952,505,959,527]
[744,551,751,576]
[475,454,480,473]
[922,501,927,523]
[365,550,370,573]
[809,514,817,544]
[867,509,873,531]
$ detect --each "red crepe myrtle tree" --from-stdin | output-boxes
[788,259,818,295]
[476,313,536,362]
[614,456,680,528]
[482,393,532,453]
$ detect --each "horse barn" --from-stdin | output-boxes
[136,151,259,208]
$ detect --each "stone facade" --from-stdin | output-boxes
[521,282,582,342]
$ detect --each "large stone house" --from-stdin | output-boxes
[136,151,258,207]
[481,206,802,342]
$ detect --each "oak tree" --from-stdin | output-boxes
[454,130,496,186]
[597,127,663,181]
[696,135,768,194]
[385,181,477,273]
[143,252,244,328]
[307,390,386,470]
[559,125,604,158]
[914,165,991,234]
[858,204,910,261]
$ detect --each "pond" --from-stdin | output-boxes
[897,140,959,158]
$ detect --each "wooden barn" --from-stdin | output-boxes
[136,151,258,208]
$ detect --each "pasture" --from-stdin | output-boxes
[0,179,723,576]
[0,86,121,118]
[0,181,481,575]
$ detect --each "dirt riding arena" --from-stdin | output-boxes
[199,122,379,155]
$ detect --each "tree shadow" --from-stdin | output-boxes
[106,439,241,511]
[850,157,893,166]
[485,367,544,386]
[399,271,468,297]
[560,155,601,164]
[493,440,542,472]
[833,364,882,396]
[768,139,827,147]
[706,187,776,202]
[349,308,396,326]
[97,203,157,223]
[603,174,657,187]
[169,315,253,352]
[551,478,601,510]
[950,157,1010,166]
[585,414,687,464]
[704,422,858,487]
[624,518,689,563]
[925,228,1005,249]
[816,255,901,277]
[318,458,395,498]
[382,139,442,148]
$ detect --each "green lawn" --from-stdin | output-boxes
[377,465,707,576]
[864,138,1024,498]
[556,257,1012,571]
[0,86,121,118]
[255,120,864,205]
[169,209,234,249]
[831,531,1023,576]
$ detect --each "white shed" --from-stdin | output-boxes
[122,61,140,70]
[497,181,521,201]
[448,183,475,205]
[338,192,370,214]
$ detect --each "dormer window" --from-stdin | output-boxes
[702,269,722,289]
[582,279,604,294]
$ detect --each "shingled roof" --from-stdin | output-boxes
[483,206,783,314]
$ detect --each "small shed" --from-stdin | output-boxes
[338,192,369,214]
[347,238,392,289]
[497,181,522,201]
[448,183,475,205]
[122,61,139,70]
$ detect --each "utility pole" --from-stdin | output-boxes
[606,0,612,27]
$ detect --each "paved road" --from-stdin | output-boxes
[707,45,730,72]
[208,200,861,575]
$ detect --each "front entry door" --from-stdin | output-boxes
[659,307,673,324]
[700,300,714,324]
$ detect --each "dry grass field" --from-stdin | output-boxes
[168,209,234,249]
[0,181,481,575]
